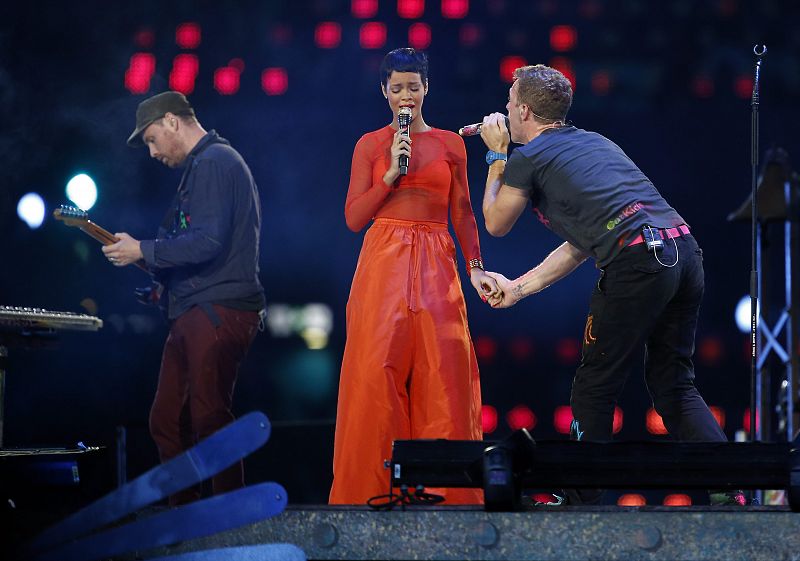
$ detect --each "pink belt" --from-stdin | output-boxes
[627,224,690,247]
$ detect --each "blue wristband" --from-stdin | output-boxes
[485,150,508,165]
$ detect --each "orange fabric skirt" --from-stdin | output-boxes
[329,218,484,505]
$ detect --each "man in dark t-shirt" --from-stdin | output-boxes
[478,64,740,505]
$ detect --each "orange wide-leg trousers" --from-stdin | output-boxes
[329,218,483,505]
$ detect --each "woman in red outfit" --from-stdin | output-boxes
[329,48,499,505]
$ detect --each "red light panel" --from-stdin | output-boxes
[553,405,573,434]
[261,68,288,96]
[442,0,469,18]
[169,76,194,95]
[555,337,580,365]
[130,52,156,75]
[459,23,482,47]
[359,22,387,49]
[352,0,378,18]
[124,70,150,95]
[735,75,754,99]
[172,54,199,76]
[646,407,668,435]
[175,22,202,49]
[125,53,156,94]
[691,74,714,98]
[618,494,646,506]
[550,57,576,89]
[709,406,726,429]
[698,336,724,366]
[550,25,577,52]
[408,23,431,49]
[214,67,240,96]
[169,54,199,95]
[743,407,760,433]
[591,70,612,95]
[612,406,623,434]
[482,404,498,434]
[315,22,342,49]
[500,55,526,83]
[474,336,498,361]
[506,405,537,431]
[398,0,425,18]
[664,494,692,506]
[169,73,195,95]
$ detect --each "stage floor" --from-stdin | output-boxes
[138,504,800,561]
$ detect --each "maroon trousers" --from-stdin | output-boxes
[149,304,259,505]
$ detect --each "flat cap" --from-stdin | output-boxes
[127,91,195,146]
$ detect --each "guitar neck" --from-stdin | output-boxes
[80,222,149,272]
[80,221,118,245]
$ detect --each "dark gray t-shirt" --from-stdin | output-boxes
[503,126,686,267]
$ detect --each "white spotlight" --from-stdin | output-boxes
[17,193,46,229]
[65,173,98,211]
[735,295,759,334]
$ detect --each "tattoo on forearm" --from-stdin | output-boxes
[512,282,525,300]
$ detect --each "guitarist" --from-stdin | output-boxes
[103,91,265,505]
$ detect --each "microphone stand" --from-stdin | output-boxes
[749,45,767,447]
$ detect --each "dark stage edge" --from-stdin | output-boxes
[131,505,800,561]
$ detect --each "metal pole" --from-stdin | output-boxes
[785,178,795,441]
[750,44,767,440]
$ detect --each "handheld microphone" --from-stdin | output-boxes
[398,107,412,176]
[458,116,510,137]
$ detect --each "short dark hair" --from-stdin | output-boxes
[513,64,573,123]
[380,48,429,87]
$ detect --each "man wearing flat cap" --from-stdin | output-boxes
[103,91,265,505]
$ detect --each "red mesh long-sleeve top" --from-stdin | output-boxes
[344,125,482,265]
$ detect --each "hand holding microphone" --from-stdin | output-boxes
[458,115,510,137]
[477,113,511,154]
[382,108,413,186]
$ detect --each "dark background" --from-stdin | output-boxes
[1,0,798,506]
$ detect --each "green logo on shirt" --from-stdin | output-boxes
[606,202,643,230]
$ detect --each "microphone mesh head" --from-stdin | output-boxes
[398,107,413,127]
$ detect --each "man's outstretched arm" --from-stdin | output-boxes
[486,241,589,308]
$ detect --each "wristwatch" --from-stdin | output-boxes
[485,150,508,165]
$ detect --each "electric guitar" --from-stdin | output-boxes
[53,205,149,272]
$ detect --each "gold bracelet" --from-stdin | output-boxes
[468,258,484,271]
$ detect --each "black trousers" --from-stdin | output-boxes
[570,233,727,443]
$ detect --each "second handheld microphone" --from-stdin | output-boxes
[458,116,511,137]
